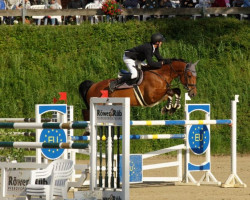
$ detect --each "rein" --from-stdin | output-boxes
[148,69,171,89]
[169,62,197,92]
[133,68,172,107]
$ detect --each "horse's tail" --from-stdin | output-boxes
[79,80,94,110]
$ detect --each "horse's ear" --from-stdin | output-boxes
[193,60,199,66]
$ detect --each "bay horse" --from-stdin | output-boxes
[79,59,198,121]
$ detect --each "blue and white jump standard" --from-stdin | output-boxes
[184,103,219,185]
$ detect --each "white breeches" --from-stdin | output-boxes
[123,54,141,79]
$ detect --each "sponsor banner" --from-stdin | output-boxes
[96,105,123,124]
[5,170,30,196]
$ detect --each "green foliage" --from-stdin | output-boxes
[0,131,35,161]
[0,18,249,157]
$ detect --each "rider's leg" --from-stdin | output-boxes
[123,54,138,79]
[117,73,131,85]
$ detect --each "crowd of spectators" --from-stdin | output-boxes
[0,0,249,25]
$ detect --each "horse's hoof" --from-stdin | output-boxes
[161,107,167,114]
[169,108,177,114]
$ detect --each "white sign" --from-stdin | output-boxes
[5,170,30,196]
[96,105,123,124]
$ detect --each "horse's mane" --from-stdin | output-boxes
[170,58,187,63]
[142,58,187,71]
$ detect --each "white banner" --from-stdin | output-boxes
[96,105,123,124]
[5,170,31,196]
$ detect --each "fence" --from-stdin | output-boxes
[0,7,249,24]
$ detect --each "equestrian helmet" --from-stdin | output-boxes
[151,33,166,44]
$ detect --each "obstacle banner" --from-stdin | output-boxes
[5,170,30,196]
[96,105,123,124]
[119,155,143,183]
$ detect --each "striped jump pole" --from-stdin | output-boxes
[0,142,88,149]
[0,118,52,122]
[0,122,88,129]
[130,119,232,126]
[71,134,185,141]
[0,120,231,129]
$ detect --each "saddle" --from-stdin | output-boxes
[109,69,143,92]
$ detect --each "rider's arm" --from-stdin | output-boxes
[145,50,163,69]
[154,47,164,61]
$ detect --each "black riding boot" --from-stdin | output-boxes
[109,74,131,92]
[117,74,131,85]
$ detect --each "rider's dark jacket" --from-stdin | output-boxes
[124,42,164,69]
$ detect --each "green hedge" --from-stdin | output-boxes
[0,18,249,157]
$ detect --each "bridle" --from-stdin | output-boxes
[183,63,197,92]
[168,62,197,92]
[147,62,197,93]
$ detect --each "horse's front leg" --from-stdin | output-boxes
[161,89,175,114]
[161,88,181,115]
[172,88,181,109]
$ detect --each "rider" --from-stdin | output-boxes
[110,33,170,91]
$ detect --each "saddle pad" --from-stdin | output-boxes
[116,71,143,90]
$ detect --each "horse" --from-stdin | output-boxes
[79,59,198,121]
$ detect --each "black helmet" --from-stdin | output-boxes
[151,33,166,44]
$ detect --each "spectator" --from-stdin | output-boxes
[141,0,159,19]
[10,0,31,10]
[143,0,158,8]
[197,0,211,8]
[0,0,6,24]
[232,0,243,6]
[65,0,86,25]
[6,0,31,24]
[212,0,229,7]
[139,0,146,7]
[159,0,173,7]
[24,0,31,9]
[123,0,139,8]
[159,0,173,18]
[45,0,62,25]
[180,0,197,7]
[49,0,61,9]
[243,0,250,6]
[123,0,139,20]
[30,0,44,5]
[68,0,86,8]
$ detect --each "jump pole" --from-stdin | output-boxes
[0,122,88,129]
[222,95,246,188]
[0,141,88,149]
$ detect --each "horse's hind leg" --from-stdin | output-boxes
[82,109,90,136]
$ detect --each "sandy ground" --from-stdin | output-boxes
[77,155,250,200]
[1,155,249,200]
[129,155,250,200]
[75,155,250,200]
